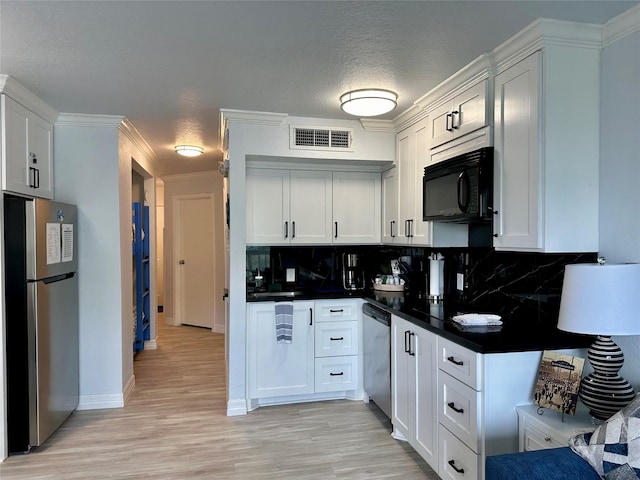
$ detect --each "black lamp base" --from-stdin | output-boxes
[579,335,636,420]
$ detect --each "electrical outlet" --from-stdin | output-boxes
[457,272,464,291]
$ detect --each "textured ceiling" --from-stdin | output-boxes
[1,1,637,176]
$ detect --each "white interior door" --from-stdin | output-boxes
[175,194,215,329]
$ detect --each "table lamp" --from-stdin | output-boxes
[557,261,640,420]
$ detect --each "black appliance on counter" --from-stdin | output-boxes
[423,147,493,223]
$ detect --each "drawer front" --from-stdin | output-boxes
[315,321,359,357]
[315,356,358,392]
[438,424,480,480]
[315,300,359,322]
[438,337,481,390]
[522,422,564,451]
[439,372,480,452]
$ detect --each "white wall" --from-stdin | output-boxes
[599,25,640,389]
[162,172,225,333]
[54,114,158,408]
[54,119,124,407]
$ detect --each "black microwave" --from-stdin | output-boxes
[423,147,493,223]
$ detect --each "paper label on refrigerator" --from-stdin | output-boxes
[61,224,74,263]
[46,223,61,264]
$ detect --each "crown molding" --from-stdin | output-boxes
[119,117,158,164]
[490,18,602,75]
[219,109,287,126]
[602,3,640,48]
[56,113,125,127]
[0,75,59,123]
[359,118,396,133]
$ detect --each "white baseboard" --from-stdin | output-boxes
[213,324,225,334]
[123,374,136,404]
[77,393,124,410]
[226,398,247,416]
[144,338,158,349]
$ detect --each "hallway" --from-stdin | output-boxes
[0,322,436,479]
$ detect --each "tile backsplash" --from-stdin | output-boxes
[246,245,596,325]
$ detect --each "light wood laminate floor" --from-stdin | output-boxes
[0,321,438,479]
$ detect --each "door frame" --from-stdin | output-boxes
[172,193,217,328]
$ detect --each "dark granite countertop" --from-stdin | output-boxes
[246,287,593,354]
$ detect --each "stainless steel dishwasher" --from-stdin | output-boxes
[363,302,391,419]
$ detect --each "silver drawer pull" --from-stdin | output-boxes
[447,402,464,414]
[329,372,344,376]
[448,460,464,474]
[447,355,464,366]
[330,337,344,341]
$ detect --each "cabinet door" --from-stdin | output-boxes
[247,301,315,398]
[27,110,54,199]
[246,168,290,244]
[2,96,29,195]
[493,52,540,250]
[413,327,438,468]
[429,101,454,149]
[1,96,53,199]
[289,170,333,244]
[332,172,381,244]
[381,168,398,243]
[452,80,487,139]
[391,315,413,440]
[410,119,431,244]
[396,128,413,244]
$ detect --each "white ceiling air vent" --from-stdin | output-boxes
[290,126,353,152]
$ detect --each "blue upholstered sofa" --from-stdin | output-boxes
[485,446,600,480]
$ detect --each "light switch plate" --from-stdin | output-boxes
[286,267,296,283]
[457,273,464,291]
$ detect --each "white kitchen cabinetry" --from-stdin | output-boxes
[385,118,467,247]
[436,337,583,480]
[381,168,398,243]
[247,299,361,408]
[246,168,332,244]
[492,44,599,252]
[516,404,594,452]
[429,80,488,150]
[314,299,360,393]
[391,315,438,470]
[247,301,315,399]
[332,171,381,244]
[247,168,380,245]
[1,95,54,199]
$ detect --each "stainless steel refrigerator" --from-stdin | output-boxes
[4,195,79,454]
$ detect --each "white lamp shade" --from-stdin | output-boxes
[558,263,640,335]
[340,89,397,117]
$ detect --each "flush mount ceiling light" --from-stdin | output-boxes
[340,89,398,117]
[174,145,204,157]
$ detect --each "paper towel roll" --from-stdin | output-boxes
[429,258,441,297]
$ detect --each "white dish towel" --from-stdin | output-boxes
[275,301,294,344]
[452,313,503,326]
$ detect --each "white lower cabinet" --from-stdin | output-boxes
[247,301,315,399]
[247,299,361,407]
[391,315,438,470]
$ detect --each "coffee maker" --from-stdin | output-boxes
[342,253,365,291]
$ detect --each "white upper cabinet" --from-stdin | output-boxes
[428,80,489,150]
[246,168,332,245]
[492,22,600,252]
[332,171,381,244]
[384,117,467,247]
[381,167,398,243]
[246,168,380,245]
[2,95,54,199]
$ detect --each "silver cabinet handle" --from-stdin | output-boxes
[446,113,453,132]
[451,110,459,129]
